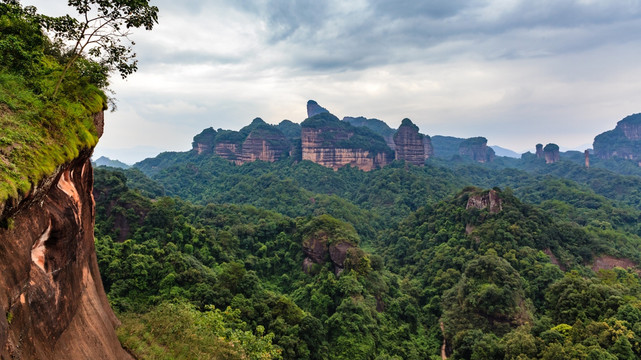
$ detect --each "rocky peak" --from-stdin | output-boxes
[618,114,641,140]
[593,113,641,160]
[466,189,502,214]
[301,112,393,171]
[535,143,544,158]
[585,150,590,168]
[459,137,495,163]
[300,215,359,276]
[241,122,291,163]
[394,118,425,166]
[192,127,217,155]
[307,100,329,118]
[193,119,292,164]
[543,143,560,164]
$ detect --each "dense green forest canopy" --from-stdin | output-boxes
[93,140,641,359]
[8,2,641,358]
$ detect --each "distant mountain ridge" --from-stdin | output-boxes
[93,156,131,169]
[593,113,641,162]
[186,100,512,171]
[154,100,640,172]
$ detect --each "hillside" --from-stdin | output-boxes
[0,3,126,359]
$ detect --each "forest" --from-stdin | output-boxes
[3,1,641,358]
[94,148,641,359]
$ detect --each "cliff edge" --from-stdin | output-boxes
[0,109,131,359]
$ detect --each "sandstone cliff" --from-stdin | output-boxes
[0,112,131,359]
[193,118,291,164]
[191,127,217,155]
[593,113,641,160]
[307,100,329,118]
[301,112,394,171]
[459,137,495,163]
[535,143,544,158]
[393,118,425,166]
[423,136,434,159]
[543,143,560,164]
[240,125,291,163]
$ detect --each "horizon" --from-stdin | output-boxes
[24,0,641,164]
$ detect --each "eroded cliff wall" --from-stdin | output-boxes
[0,114,130,360]
[301,127,392,171]
[394,118,425,166]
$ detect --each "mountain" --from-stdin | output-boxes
[459,137,495,163]
[93,155,131,169]
[490,145,520,158]
[343,116,396,150]
[301,111,394,171]
[191,117,292,164]
[593,113,641,161]
[0,58,128,360]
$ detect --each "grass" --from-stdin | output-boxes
[0,71,103,204]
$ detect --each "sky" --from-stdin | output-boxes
[24,0,641,164]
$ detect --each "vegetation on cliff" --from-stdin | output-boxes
[0,2,106,203]
[302,112,394,157]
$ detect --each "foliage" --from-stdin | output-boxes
[38,0,159,97]
[117,301,281,359]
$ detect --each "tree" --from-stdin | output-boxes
[39,0,159,97]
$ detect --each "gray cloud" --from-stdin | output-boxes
[22,0,641,162]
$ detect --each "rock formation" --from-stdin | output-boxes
[240,124,291,163]
[585,150,590,168]
[543,143,560,164]
[307,100,329,118]
[593,113,641,160]
[466,189,502,214]
[0,111,131,359]
[423,136,434,159]
[300,215,359,276]
[214,141,243,164]
[535,143,544,159]
[191,127,217,155]
[458,137,495,163]
[301,112,394,171]
[393,118,425,166]
[193,118,291,165]
[343,116,396,150]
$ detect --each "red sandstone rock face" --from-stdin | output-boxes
[620,123,641,141]
[459,138,495,163]
[214,142,243,165]
[301,128,392,171]
[240,130,291,163]
[466,189,502,214]
[301,232,355,276]
[584,150,590,168]
[423,137,434,159]
[544,150,560,164]
[394,121,425,166]
[535,144,544,159]
[0,147,131,359]
[195,143,211,155]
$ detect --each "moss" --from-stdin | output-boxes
[0,71,103,204]
[6,311,13,325]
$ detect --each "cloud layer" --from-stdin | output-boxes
[25,0,641,161]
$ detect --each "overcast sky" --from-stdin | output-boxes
[25,0,641,163]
